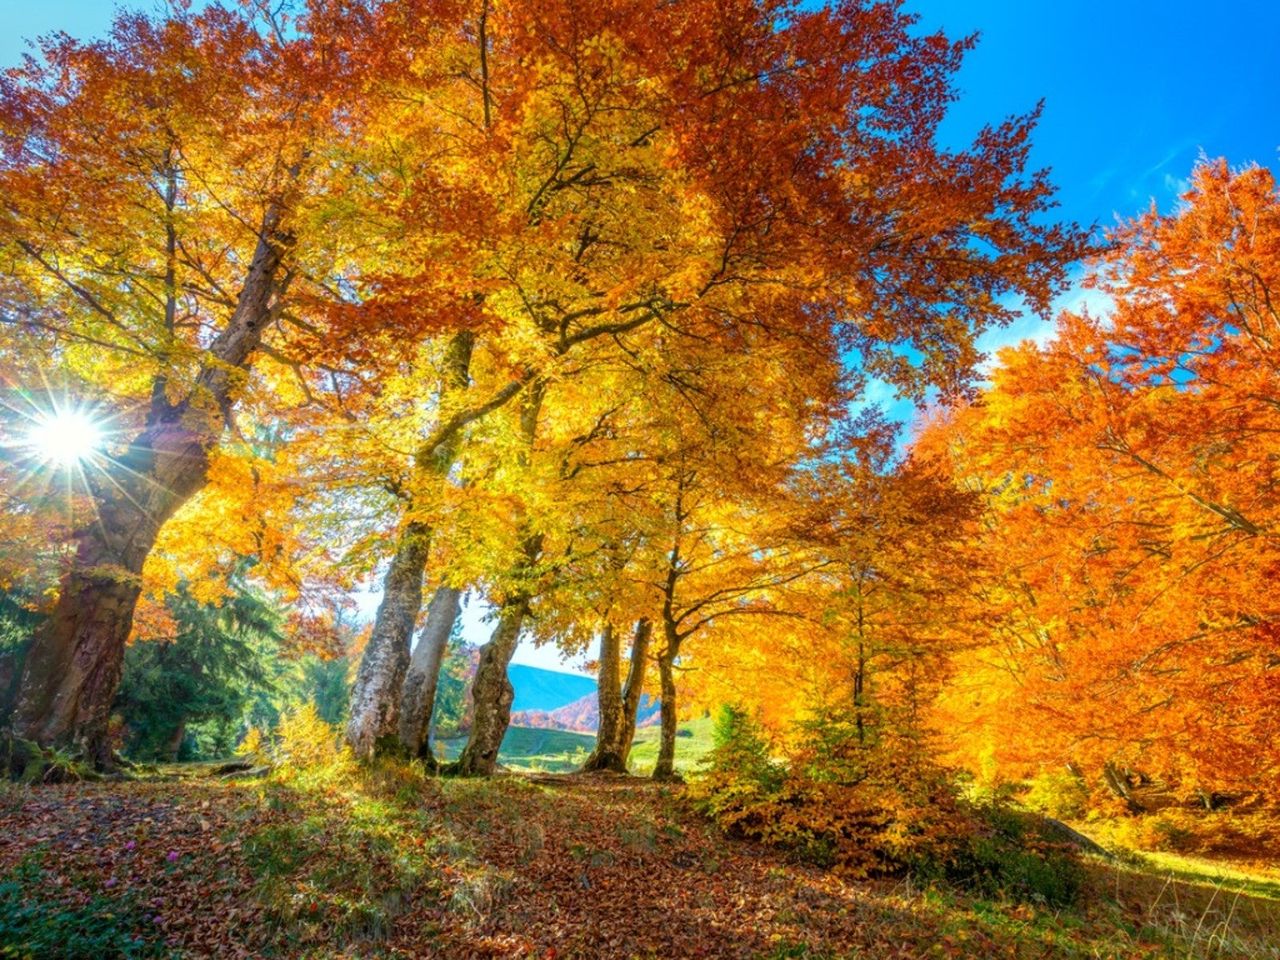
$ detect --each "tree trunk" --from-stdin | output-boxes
[452,594,530,776]
[397,584,462,764]
[584,618,651,773]
[164,720,186,762]
[9,200,292,768]
[346,521,432,758]
[618,619,652,758]
[344,331,476,759]
[450,382,545,777]
[853,639,867,744]
[11,420,213,766]
[1103,762,1144,813]
[12,540,146,769]
[582,623,623,772]
[653,648,679,781]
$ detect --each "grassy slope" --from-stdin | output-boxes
[2,766,1277,960]
[434,715,716,775]
[436,726,598,773]
[627,714,715,776]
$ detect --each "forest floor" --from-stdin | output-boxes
[1,763,1278,960]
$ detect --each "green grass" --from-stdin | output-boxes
[1131,849,1280,901]
[0,848,163,959]
[244,759,447,949]
[435,726,597,773]
[627,715,715,776]
[434,716,716,776]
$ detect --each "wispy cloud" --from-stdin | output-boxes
[975,266,1113,374]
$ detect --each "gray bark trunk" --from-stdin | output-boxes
[618,618,652,758]
[653,648,679,780]
[582,623,623,772]
[345,521,432,758]
[452,593,530,776]
[397,584,462,763]
[584,618,651,772]
[344,331,476,759]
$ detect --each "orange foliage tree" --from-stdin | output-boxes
[0,0,1086,773]
[927,160,1280,800]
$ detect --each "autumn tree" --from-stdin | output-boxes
[0,0,1085,772]
[927,160,1280,799]
[0,3,404,765]
[339,0,707,757]
[810,448,985,747]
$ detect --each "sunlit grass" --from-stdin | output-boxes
[1130,850,1280,901]
[432,716,718,776]
[627,715,716,775]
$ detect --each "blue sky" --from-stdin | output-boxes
[5,1,1277,671]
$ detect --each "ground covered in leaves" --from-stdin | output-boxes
[1,765,1277,959]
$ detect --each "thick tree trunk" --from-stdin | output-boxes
[164,720,186,762]
[346,521,432,758]
[453,594,530,776]
[9,201,291,768]
[584,618,651,773]
[12,537,146,768]
[11,420,213,766]
[618,618,652,755]
[345,331,476,759]
[397,584,462,764]
[653,648,679,781]
[582,623,623,772]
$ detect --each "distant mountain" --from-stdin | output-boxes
[507,663,597,713]
[442,652,649,733]
[511,690,661,733]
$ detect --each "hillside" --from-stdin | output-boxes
[4,766,1277,959]
[505,664,597,714]
[510,690,661,733]
[437,657,598,733]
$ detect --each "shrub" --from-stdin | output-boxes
[235,725,266,764]
[689,705,783,837]
[780,715,973,878]
[694,708,969,879]
[931,804,1084,907]
[1148,813,1196,852]
[692,707,1083,905]
[1105,810,1200,853]
[273,703,346,772]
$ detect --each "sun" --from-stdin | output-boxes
[26,408,106,467]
